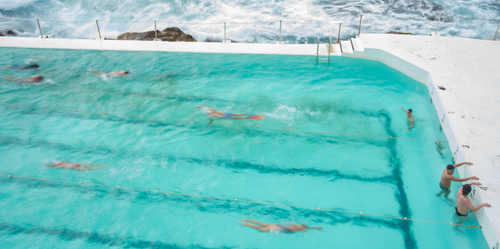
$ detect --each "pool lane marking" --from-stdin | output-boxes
[1,174,479,229]
[0,102,445,143]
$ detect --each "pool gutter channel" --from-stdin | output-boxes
[1,35,499,249]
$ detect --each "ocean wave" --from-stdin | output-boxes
[0,0,499,41]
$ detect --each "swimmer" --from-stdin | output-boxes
[45,161,102,171]
[401,107,414,130]
[437,162,478,200]
[0,64,40,70]
[241,219,322,233]
[192,105,264,124]
[87,69,130,77]
[0,75,44,84]
[455,183,491,220]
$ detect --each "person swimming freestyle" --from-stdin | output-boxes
[0,75,44,84]
[45,161,103,171]
[88,69,130,77]
[0,64,40,70]
[192,105,264,124]
[241,219,322,234]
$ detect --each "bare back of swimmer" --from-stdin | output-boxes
[192,105,264,124]
[88,69,130,77]
[45,161,102,171]
[1,75,44,84]
[241,219,322,234]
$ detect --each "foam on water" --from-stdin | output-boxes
[1,0,499,41]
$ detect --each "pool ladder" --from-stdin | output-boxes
[316,36,365,63]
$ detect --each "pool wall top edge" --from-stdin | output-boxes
[0,37,320,56]
[1,35,499,249]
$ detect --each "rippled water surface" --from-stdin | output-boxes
[0,0,499,41]
[0,47,489,248]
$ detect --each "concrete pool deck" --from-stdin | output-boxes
[1,35,499,248]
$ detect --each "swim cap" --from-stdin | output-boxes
[462,184,471,195]
[447,165,454,170]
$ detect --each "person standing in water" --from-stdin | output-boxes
[241,219,322,233]
[401,107,414,130]
[438,162,478,200]
[192,105,264,124]
[455,183,491,219]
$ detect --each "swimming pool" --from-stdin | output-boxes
[0,47,489,248]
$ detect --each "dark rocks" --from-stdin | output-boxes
[117,27,197,42]
[0,29,17,36]
[427,16,453,22]
[386,31,414,35]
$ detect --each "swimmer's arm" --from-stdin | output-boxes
[454,162,473,168]
[407,121,414,130]
[401,106,406,112]
[449,175,479,182]
[469,202,491,212]
[30,57,51,62]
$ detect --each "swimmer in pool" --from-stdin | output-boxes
[455,183,491,220]
[192,105,264,124]
[437,162,478,200]
[241,219,322,233]
[401,107,415,130]
[0,75,44,84]
[88,69,130,77]
[0,64,40,70]
[45,161,102,171]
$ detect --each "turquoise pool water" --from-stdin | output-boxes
[0,47,489,248]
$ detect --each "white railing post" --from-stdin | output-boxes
[337,23,342,44]
[154,20,158,40]
[279,20,282,43]
[328,37,331,63]
[96,20,102,39]
[435,14,441,35]
[358,15,363,37]
[316,37,319,62]
[36,19,43,38]
[494,20,500,41]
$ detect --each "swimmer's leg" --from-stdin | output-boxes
[0,65,11,69]
[0,76,19,82]
[208,117,213,125]
[444,190,452,201]
[87,69,105,75]
[241,219,266,226]
[242,223,268,232]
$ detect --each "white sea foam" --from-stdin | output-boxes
[0,0,498,41]
[0,0,36,10]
